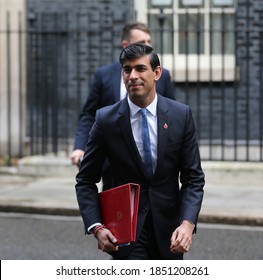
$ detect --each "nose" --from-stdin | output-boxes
[129,68,138,79]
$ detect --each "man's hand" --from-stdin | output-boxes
[95,227,119,252]
[170,220,195,253]
[70,149,84,166]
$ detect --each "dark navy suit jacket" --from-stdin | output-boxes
[74,62,175,150]
[75,94,205,259]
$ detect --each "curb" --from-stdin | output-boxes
[199,214,263,227]
[0,205,80,217]
[1,204,262,227]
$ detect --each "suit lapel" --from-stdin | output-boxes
[117,100,148,179]
[155,96,169,173]
[116,96,170,181]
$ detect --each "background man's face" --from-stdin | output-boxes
[122,29,151,48]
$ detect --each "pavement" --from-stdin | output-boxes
[0,155,263,226]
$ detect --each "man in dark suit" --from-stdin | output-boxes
[71,22,174,189]
[75,43,205,260]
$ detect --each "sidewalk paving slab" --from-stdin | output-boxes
[0,159,262,226]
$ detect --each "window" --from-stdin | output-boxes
[135,0,237,81]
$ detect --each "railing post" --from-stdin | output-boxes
[157,8,166,61]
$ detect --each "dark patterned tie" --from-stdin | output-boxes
[140,108,153,177]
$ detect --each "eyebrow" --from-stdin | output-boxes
[135,39,151,44]
[123,64,148,70]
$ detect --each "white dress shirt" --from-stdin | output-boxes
[120,76,127,100]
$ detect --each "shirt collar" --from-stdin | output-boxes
[128,94,158,118]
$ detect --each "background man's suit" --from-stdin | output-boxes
[76,94,205,259]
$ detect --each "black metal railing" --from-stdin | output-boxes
[0,10,262,165]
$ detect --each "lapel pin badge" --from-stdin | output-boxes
[164,123,168,129]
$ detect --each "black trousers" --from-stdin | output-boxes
[113,211,183,260]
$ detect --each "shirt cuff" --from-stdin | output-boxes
[87,222,102,234]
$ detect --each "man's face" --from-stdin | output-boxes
[122,29,151,48]
[122,55,161,105]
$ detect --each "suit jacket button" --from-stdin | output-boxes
[142,207,148,213]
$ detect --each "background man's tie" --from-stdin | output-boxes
[140,108,153,177]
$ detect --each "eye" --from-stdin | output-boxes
[136,66,147,72]
[123,67,131,74]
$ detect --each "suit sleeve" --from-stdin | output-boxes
[75,109,106,233]
[73,69,103,151]
[179,107,205,228]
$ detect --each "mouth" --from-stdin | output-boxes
[128,83,143,89]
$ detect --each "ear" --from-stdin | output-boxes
[154,66,162,81]
[121,40,129,49]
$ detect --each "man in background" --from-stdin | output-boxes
[71,22,175,189]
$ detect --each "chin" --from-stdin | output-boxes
[130,91,145,98]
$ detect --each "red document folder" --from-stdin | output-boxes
[98,183,140,246]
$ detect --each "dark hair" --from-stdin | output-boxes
[121,22,150,41]
[119,43,160,71]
